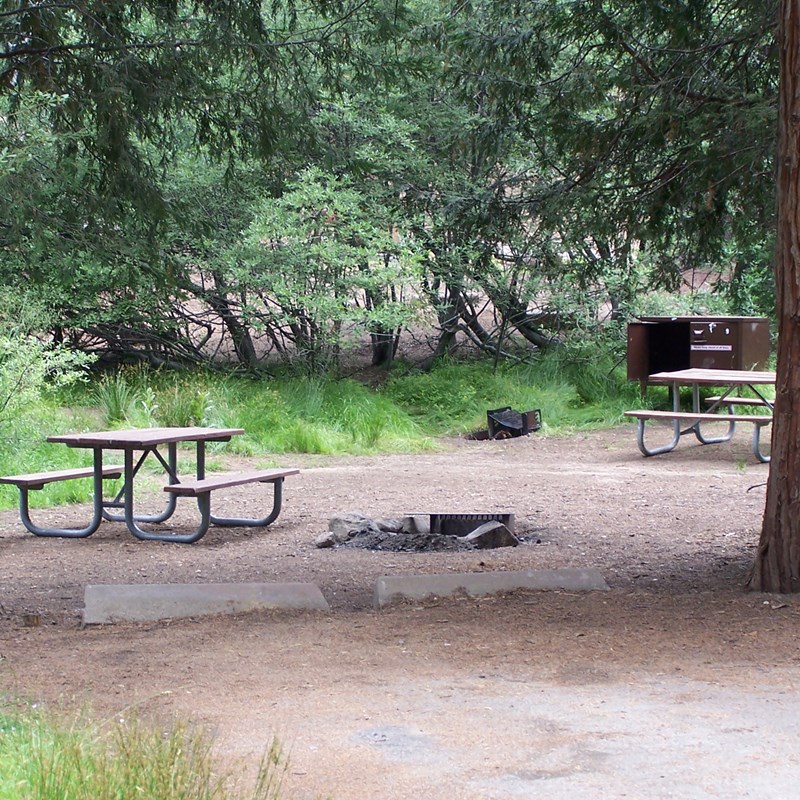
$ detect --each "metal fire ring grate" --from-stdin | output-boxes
[428,512,515,536]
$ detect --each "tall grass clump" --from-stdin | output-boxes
[234,377,426,454]
[156,385,217,427]
[91,368,231,430]
[382,360,552,434]
[93,372,139,425]
[0,706,287,800]
[528,343,642,427]
[305,380,421,449]
[143,371,232,429]
[383,362,486,431]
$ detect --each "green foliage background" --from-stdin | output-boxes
[0,0,779,375]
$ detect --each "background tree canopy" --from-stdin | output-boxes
[0,0,779,371]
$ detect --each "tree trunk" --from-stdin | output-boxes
[370,329,399,367]
[749,1,800,592]
[182,273,260,369]
[364,277,401,368]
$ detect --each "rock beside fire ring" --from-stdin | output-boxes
[459,520,519,549]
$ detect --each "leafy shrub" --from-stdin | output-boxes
[0,291,94,442]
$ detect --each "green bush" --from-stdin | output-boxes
[0,291,94,443]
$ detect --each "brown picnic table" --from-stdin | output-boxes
[0,427,299,543]
[624,368,775,462]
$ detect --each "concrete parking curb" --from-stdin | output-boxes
[83,582,330,625]
[374,568,609,609]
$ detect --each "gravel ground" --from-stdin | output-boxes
[2,425,800,799]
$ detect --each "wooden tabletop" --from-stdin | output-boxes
[647,368,776,385]
[47,426,245,448]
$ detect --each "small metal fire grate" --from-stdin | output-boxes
[487,407,542,439]
[428,512,515,536]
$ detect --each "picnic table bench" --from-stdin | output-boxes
[164,468,300,533]
[704,395,771,408]
[624,409,772,460]
[0,464,125,538]
[0,464,124,490]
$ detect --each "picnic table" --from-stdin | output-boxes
[624,368,775,461]
[0,427,299,543]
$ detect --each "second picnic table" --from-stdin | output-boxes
[624,368,775,461]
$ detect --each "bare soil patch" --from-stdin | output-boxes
[2,426,800,799]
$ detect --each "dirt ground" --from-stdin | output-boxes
[2,425,800,799]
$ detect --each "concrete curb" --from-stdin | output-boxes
[374,568,609,609]
[83,582,330,625]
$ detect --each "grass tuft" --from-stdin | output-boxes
[93,372,139,426]
[0,706,287,800]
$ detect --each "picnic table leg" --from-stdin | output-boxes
[209,478,286,528]
[194,439,284,529]
[692,415,736,444]
[690,383,736,444]
[634,417,682,456]
[102,444,179,524]
[752,421,771,463]
[634,380,683,456]
[121,447,211,543]
[17,450,105,538]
